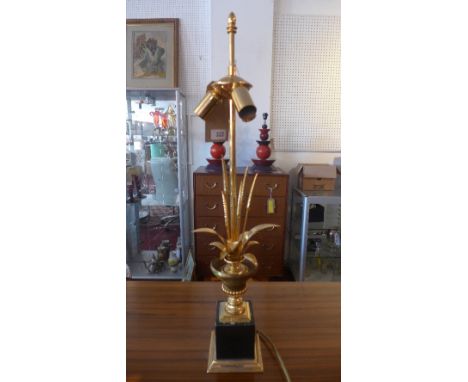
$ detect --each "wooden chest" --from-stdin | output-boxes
[193,166,289,279]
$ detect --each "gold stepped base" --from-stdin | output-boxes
[207,330,263,373]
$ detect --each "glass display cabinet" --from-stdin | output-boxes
[126,89,191,279]
[287,179,341,282]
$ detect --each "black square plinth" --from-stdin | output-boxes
[215,301,256,360]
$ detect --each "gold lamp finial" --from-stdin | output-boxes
[227,12,237,32]
[227,12,237,75]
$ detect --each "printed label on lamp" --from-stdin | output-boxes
[210,129,227,142]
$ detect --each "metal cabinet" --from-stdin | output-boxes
[126,89,191,279]
[287,183,341,282]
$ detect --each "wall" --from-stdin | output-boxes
[276,0,340,16]
[272,0,341,171]
[211,0,275,168]
[209,0,341,172]
[126,0,341,174]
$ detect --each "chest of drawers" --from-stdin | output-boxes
[193,166,289,279]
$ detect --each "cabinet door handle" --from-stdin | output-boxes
[204,182,217,189]
[203,224,217,230]
[205,203,218,210]
[266,183,278,191]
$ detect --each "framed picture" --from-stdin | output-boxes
[126,19,179,89]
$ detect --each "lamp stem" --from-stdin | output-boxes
[227,12,237,76]
[229,98,237,239]
[227,12,238,240]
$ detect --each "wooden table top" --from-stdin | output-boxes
[127,281,341,382]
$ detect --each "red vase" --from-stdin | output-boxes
[210,143,226,159]
[256,145,271,160]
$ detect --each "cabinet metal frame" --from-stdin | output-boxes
[289,186,341,281]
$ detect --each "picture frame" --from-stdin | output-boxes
[126,19,179,89]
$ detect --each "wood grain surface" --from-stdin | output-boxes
[127,281,340,382]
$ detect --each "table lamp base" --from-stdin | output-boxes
[207,330,263,373]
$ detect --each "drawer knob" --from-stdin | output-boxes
[205,203,218,211]
[204,182,217,190]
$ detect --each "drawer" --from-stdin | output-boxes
[196,231,284,259]
[194,216,226,236]
[194,173,288,198]
[249,235,284,258]
[194,175,224,196]
[247,196,286,218]
[195,256,214,278]
[195,194,287,218]
[195,195,223,217]
[195,217,283,237]
[196,240,220,257]
[245,216,284,229]
[249,240,284,277]
[256,260,284,277]
[194,174,248,196]
[224,174,288,197]
[194,217,283,259]
[250,175,288,197]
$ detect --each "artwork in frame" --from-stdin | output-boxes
[126,19,179,89]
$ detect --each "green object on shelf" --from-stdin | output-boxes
[150,142,165,158]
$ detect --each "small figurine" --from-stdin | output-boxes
[168,250,180,272]
[144,252,165,273]
[157,240,171,261]
[252,112,275,168]
[165,105,177,127]
[150,109,163,127]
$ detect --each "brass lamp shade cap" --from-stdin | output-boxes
[193,90,220,119]
[231,86,257,122]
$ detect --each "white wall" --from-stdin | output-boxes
[211,0,275,167]
[126,0,341,173]
[276,0,341,16]
[272,0,341,172]
[208,0,341,172]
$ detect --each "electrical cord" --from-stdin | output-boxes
[257,329,292,382]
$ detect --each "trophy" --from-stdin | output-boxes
[193,12,278,373]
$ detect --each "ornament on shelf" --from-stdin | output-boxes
[206,141,229,167]
[150,108,163,128]
[252,112,275,168]
[210,142,226,159]
[165,105,177,127]
[168,250,180,272]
